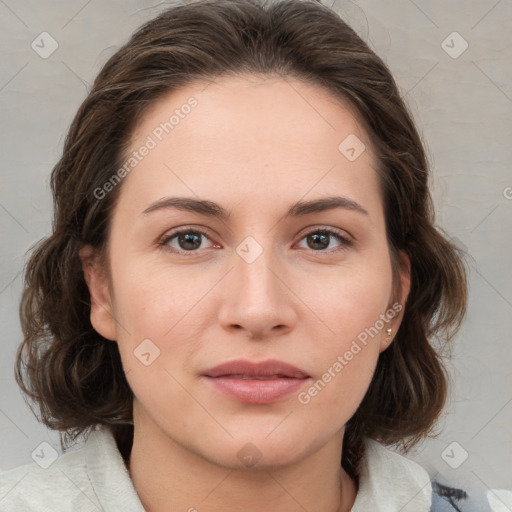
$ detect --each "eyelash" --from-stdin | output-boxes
[157,226,353,256]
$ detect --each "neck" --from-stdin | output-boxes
[127,418,357,512]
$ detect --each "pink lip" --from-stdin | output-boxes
[203,359,310,404]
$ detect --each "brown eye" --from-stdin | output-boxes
[159,228,216,254]
[298,229,353,253]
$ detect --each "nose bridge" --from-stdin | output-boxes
[219,233,296,335]
[235,234,284,307]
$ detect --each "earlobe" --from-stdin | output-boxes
[79,245,117,341]
[379,327,394,353]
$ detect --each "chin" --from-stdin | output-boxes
[209,443,305,472]
[196,426,322,472]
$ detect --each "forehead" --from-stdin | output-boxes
[117,73,382,220]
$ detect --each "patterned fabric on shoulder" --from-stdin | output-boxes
[430,481,512,512]
[431,481,468,511]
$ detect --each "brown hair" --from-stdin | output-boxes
[16,0,467,479]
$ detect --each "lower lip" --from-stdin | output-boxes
[204,376,309,404]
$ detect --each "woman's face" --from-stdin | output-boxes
[83,74,410,469]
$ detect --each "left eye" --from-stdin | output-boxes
[296,229,352,252]
[159,227,352,254]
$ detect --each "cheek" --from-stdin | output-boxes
[295,261,392,402]
[297,307,384,424]
[108,258,215,398]
[109,256,214,338]
[302,261,393,343]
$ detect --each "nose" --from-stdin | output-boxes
[217,248,298,340]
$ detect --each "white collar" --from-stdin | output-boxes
[351,438,432,511]
[87,427,431,511]
[86,426,145,511]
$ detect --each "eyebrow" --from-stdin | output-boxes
[142,195,369,218]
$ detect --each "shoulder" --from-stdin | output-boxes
[0,427,144,512]
[0,438,98,512]
[351,438,432,512]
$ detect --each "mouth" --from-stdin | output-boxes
[202,359,310,404]
[203,359,310,379]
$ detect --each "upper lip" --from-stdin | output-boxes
[203,359,310,379]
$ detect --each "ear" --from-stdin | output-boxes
[79,245,117,341]
[379,250,411,352]
[397,250,411,309]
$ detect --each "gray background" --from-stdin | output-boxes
[0,0,511,510]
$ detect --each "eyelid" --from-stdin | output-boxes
[294,226,354,253]
[157,224,354,255]
[157,225,218,253]
[295,224,353,243]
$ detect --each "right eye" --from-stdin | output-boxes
[158,227,219,255]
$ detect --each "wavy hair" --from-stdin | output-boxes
[15,0,467,479]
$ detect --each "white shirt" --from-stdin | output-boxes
[0,426,432,511]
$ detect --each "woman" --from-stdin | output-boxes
[0,0,467,510]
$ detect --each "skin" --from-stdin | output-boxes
[80,73,410,512]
